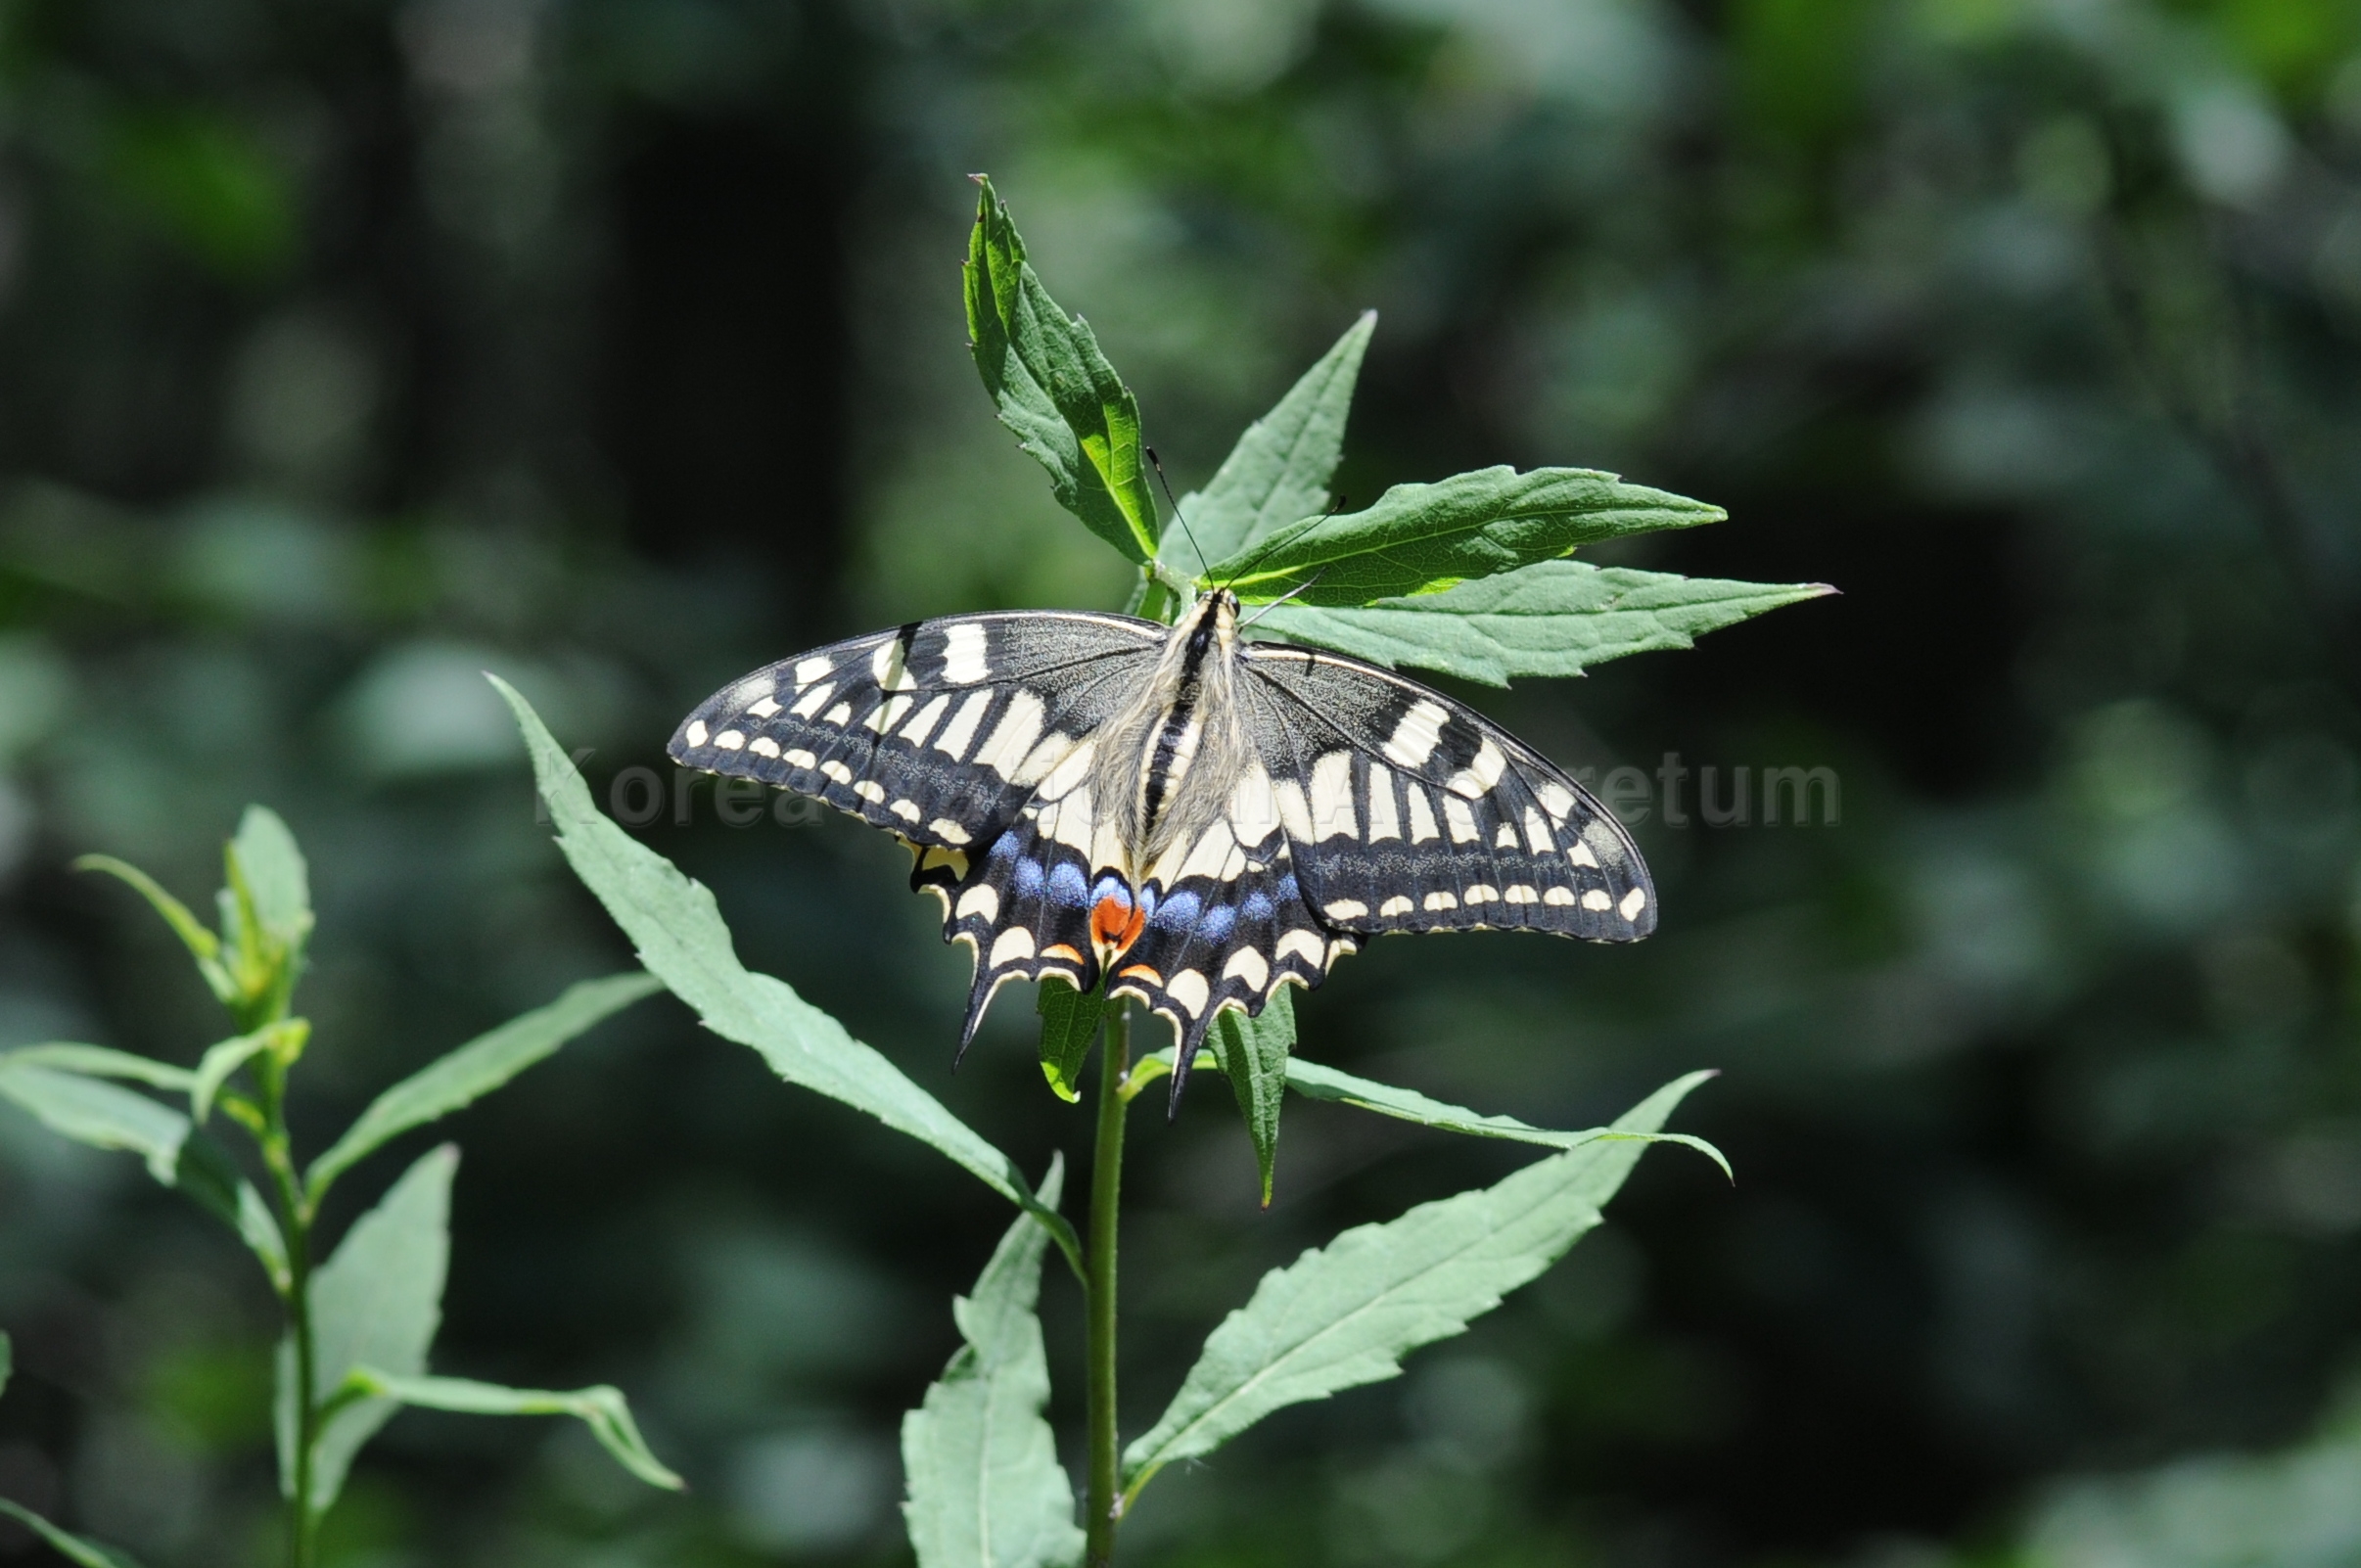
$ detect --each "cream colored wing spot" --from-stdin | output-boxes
[933,691,994,760]
[715,730,746,750]
[1568,841,1599,869]
[957,885,999,923]
[1619,887,1647,920]
[820,761,854,784]
[790,683,833,718]
[897,694,949,749]
[1276,930,1324,966]
[974,691,1046,778]
[822,703,854,726]
[684,720,709,747]
[1523,807,1553,853]
[750,736,781,758]
[1382,699,1450,769]
[793,656,833,685]
[890,799,922,822]
[1365,763,1401,842]
[928,818,972,846]
[853,780,886,804]
[1503,885,1538,903]
[1537,781,1576,821]
[1406,790,1440,844]
[1228,766,1281,848]
[1423,890,1458,911]
[1461,885,1498,903]
[1443,797,1480,845]
[990,928,1036,966]
[1445,739,1506,800]
[1494,822,1517,848]
[1165,970,1211,1017]
[1309,751,1357,841]
[1274,779,1315,843]
[784,748,817,769]
[940,622,991,684]
[1223,947,1270,991]
[1582,889,1613,911]
[746,695,782,719]
[1323,899,1369,921]
[1544,887,1577,906]
[1378,895,1414,917]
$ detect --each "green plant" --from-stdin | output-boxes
[0,807,678,1566]
[498,176,1828,1566]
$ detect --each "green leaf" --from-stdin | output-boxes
[283,1144,454,1514]
[965,175,1159,567]
[171,1131,292,1290]
[0,1501,147,1568]
[334,1367,684,1492]
[0,1043,196,1092]
[1252,560,1835,686]
[1166,311,1374,580]
[1208,989,1296,1208]
[493,675,1083,1276]
[0,1059,191,1182]
[1036,981,1107,1104]
[902,1157,1083,1568]
[306,972,661,1202]
[1202,467,1725,606]
[1120,1071,1716,1499]
[1287,1058,1730,1178]
[228,805,311,951]
[71,855,237,1005]
[190,1028,275,1126]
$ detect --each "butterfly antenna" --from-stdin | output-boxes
[1220,492,1348,599]
[1144,445,1213,582]
[1239,567,1329,631]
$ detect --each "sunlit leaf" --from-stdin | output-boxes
[1036,981,1107,1104]
[1120,1071,1716,1499]
[306,971,662,1201]
[1166,312,1374,580]
[1203,467,1724,606]
[1287,1057,1730,1177]
[494,676,1083,1275]
[0,1043,196,1092]
[335,1368,683,1492]
[966,175,1159,567]
[903,1158,1083,1568]
[0,1500,146,1568]
[1253,560,1835,686]
[283,1144,454,1514]
[1208,989,1295,1207]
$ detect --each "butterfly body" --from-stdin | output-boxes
[669,589,1654,1099]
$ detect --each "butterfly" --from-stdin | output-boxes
[668,588,1654,1106]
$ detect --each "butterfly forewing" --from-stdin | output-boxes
[1238,642,1655,941]
[670,611,1162,851]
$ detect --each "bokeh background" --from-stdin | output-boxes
[5,0,2361,1562]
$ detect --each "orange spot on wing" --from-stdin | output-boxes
[1090,895,1148,956]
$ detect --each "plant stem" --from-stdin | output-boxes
[1085,1003,1131,1568]
[256,1054,318,1568]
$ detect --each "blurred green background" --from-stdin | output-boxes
[6,0,2361,1563]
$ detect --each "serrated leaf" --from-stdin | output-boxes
[283,1144,454,1514]
[71,855,237,1005]
[0,1043,196,1092]
[1208,989,1295,1207]
[0,1060,191,1181]
[903,1157,1083,1568]
[0,1501,146,1568]
[1035,981,1106,1104]
[1120,1071,1715,1499]
[335,1368,684,1492]
[307,972,661,1202]
[1287,1058,1730,1178]
[1254,560,1834,686]
[966,175,1159,566]
[1202,467,1724,606]
[1166,312,1373,580]
[493,675,1082,1274]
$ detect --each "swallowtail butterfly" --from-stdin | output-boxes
[669,589,1654,1103]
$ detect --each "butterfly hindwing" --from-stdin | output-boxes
[669,611,1163,851]
[1239,642,1654,941]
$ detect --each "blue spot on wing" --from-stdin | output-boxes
[1048,862,1090,907]
[1242,890,1274,923]
[1196,903,1236,942]
[1014,857,1044,897]
[1151,890,1202,933]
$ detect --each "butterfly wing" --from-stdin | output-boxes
[1238,641,1655,941]
[669,611,1163,852]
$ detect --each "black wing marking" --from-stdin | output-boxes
[1238,641,1654,942]
[669,611,1163,851]
[908,813,1104,1058]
